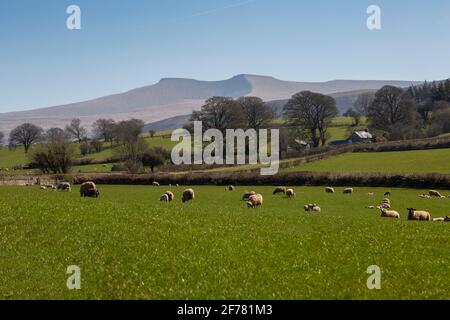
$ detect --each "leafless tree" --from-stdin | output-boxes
[65,118,87,143]
[9,123,43,153]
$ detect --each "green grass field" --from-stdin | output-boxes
[283,149,450,174]
[0,185,448,300]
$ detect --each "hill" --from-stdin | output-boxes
[0,75,418,133]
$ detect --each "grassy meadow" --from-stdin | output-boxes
[283,149,450,174]
[0,185,448,300]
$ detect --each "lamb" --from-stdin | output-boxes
[433,216,450,222]
[247,194,263,208]
[40,186,47,190]
[227,185,236,191]
[80,181,99,198]
[407,208,431,221]
[384,192,391,197]
[325,187,335,194]
[381,209,400,219]
[57,182,72,192]
[273,187,287,195]
[152,181,160,187]
[419,194,431,199]
[160,194,169,202]
[343,188,354,194]
[242,191,256,201]
[429,190,444,198]
[182,189,195,203]
[368,192,375,196]
[286,189,296,198]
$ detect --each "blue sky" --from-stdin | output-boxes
[0,0,449,112]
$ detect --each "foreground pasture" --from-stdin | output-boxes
[0,185,448,300]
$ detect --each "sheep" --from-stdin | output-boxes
[343,188,354,194]
[242,191,256,201]
[433,216,450,222]
[164,191,174,202]
[429,190,444,198]
[176,184,180,187]
[273,187,287,195]
[152,181,160,187]
[182,189,195,203]
[304,204,320,213]
[286,189,296,198]
[227,185,236,191]
[407,208,431,221]
[247,194,263,208]
[40,186,47,190]
[160,194,169,202]
[80,181,99,198]
[57,182,72,192]
[380,203,391,209]
[384,192,391,197]
[368,192,375,196]
[366,206,376,209]
[381,209,400,219]
[325,187,335,194]
[419,194,431,199]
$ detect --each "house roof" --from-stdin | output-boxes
[353,131,373,139]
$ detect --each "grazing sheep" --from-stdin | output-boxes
[242,191,256,201]
[182,189,195,203]
[160,194,169,202]
[80,182,99,198]
[343,188,354,194]
[381,203,391,209]
[40,186,47,190]
[368,192,375,196]
[429,190,444,198]
[286,189,296,198]
[419,194,431,199]
[227,185,236,191]
[381,209,400,219]
[384,192,391,197]
[433,216,450,222]
[247,194,263,208]
[273,187,287,195]
[325,187,335,194]
[164,191,174,202]
[304,204,321,213]
[152,181,160,187]
[57,182,71,192]
[366,206,376,209]
[176,184,180,187]
[407,208,431,221]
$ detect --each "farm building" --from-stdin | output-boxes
[348,129,373,143]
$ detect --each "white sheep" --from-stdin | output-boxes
[429,190,444,198]
[381,209,400,219]
[247,194,263,208]
[343,188,354,194]
[407,208,431,221]
[325,187,335,194]
[273,187,287,195]
[164,191,174,202]
[58,182,72,192]
[242,191,256,201]
[160,194,169,202]
[286,189,296,198]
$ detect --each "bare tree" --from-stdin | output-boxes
[65,118,87,143]
[9,123,43,153]
[368,86,417,138]
[237,96,276,130]
[92,119,116,145]
[284,91,338,147]
[114,119,145,144]
[189,97,242,134]
[353,92,374,116]
[46,128,66,140]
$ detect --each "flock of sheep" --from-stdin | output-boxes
[35,180,449,222]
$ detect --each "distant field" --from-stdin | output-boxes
[0,185,448,299]
[283,149,450,174]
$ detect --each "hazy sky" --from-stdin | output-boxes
[0,0,449,112]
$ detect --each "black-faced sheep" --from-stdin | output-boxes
[407,208,431,221]
[343,188,354,194]
[304,204,321,213]
[325,187,335,194]
[58,182,72,192]
[381,209,400,219]
[152,181,160,187]
[273,187,287,195]
[242,191,256,201]
[227,185,236,191]
[247,194,263,208]
[384,192,391,197]
[160,194,169,202]
[286,189,296,198]
[80,182,99,198]
[164,191,174,202]
[182,189,195,203]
